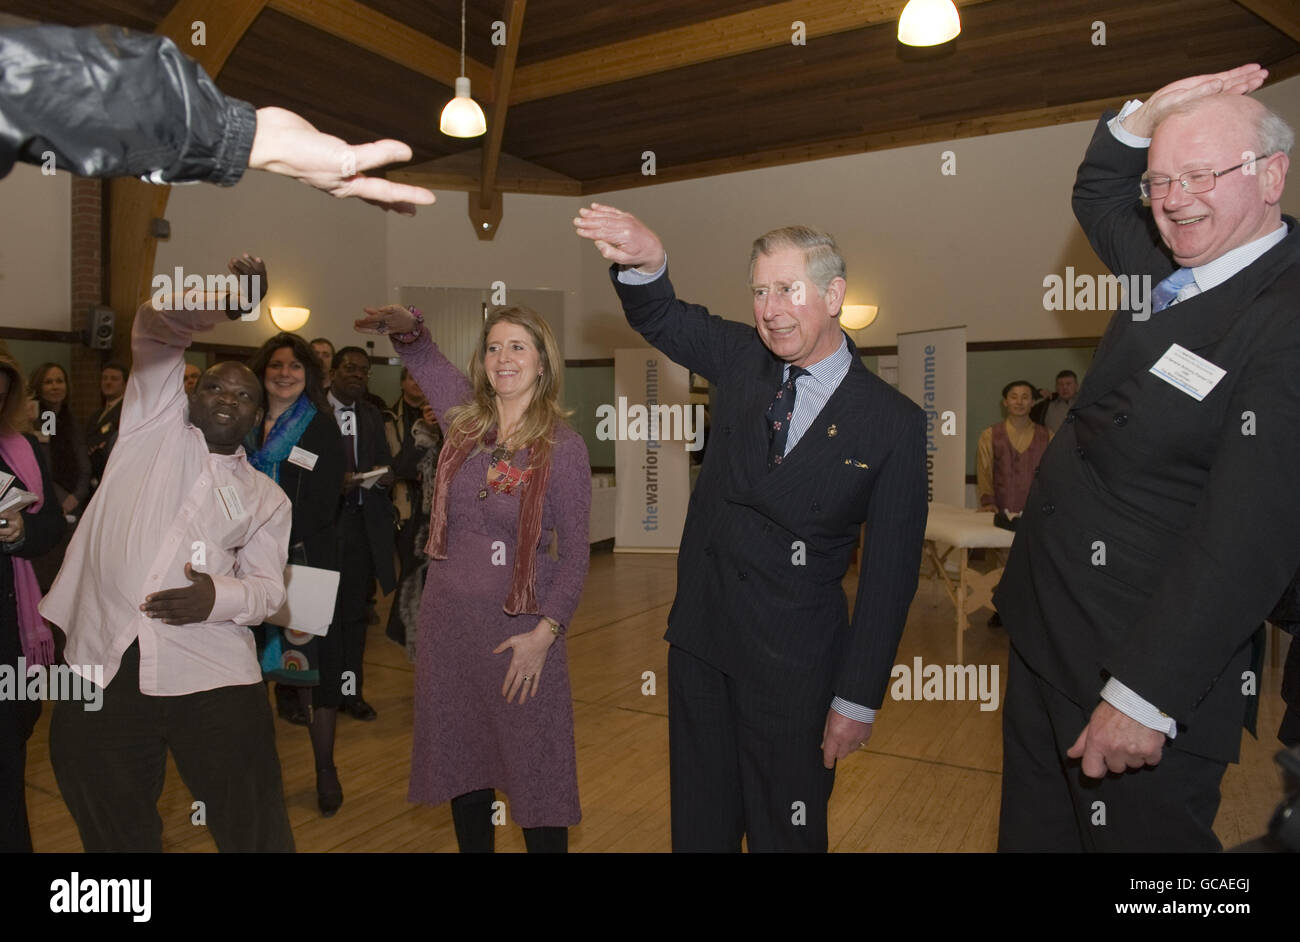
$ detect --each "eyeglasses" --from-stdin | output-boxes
[1140,154,1272,200]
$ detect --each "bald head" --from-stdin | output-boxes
[1148,94,1290,268]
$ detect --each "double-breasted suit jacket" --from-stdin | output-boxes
[994,115,1300,763]
[612,267,928,709]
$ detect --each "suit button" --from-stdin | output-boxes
[1042,503,1055,515]
[762,523,773,532]
[737,571,748,581]
[1112,412,1128,427]
[1065,412,1076,424]
[704,546,715,557]
[1075,446,1084,458]
[811,501,822,512]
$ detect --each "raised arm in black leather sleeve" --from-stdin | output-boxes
[0,24,255,185]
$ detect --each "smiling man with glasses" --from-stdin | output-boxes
[994,64,1298,852]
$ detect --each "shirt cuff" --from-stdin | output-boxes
[831,696,877,725]
[615,257,668,284]
[206,572,268,625]
[1107,100,1151,148]
[1100,678,1177,738]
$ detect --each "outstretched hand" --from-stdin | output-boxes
[356,304,418,337]
[249,107,436,215]
[573,203,667,273]
[1121,64,1268,138]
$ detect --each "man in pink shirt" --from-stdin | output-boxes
[41,254,296,852]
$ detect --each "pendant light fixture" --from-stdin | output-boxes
[897,0,962,47]
[439,0,486,138]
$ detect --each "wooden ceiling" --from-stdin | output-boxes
[5,0,1299,200]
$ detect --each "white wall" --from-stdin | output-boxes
[155,168,388,348]
[385,190,583,348]
[0,163,70,330]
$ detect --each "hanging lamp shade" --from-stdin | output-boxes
[440,76,486,138]
[897,0,961,47]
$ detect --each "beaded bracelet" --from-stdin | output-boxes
[389,305,424,344]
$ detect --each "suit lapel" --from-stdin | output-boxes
[730,355,784,493]
[1077,221,1300,408]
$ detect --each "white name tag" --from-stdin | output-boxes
[216,484,246,521]
[288,446,319,470]
[1148,343,1226,402]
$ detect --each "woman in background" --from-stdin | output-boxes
[0,353,65,851]
[26,363,88,592]
[246,333,347,816]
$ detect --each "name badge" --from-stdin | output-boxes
[1148,343,1225,402]
[215,484,246,521]
[288,446,319,471]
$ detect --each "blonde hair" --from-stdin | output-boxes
[0,352,33,435]
[445,306,571,457]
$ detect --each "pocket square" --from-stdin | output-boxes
[842,458,870,469]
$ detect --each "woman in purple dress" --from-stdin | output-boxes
[355,303,590,853]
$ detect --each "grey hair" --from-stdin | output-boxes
[1257,107,1295,156]
[1160,97,1294,157]
[749,226,847,297]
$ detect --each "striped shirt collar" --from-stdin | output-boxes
[782,333,851,388]
[1191,221,1288,293]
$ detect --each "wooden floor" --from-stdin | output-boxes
[24,550,1292,852]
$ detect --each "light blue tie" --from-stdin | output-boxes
[1152,267,1196,312]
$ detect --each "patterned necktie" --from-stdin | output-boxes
[766,365,808,470]
[1152,267,1196,312]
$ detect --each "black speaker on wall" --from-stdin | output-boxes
[83,305,115,349]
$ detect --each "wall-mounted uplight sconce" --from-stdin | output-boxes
[841,304,879,330]
[270,306,311,332]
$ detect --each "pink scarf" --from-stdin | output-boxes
[425,429,553,615]
[0,432,54,666]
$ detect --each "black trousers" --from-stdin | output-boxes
[335,506,374,703]
[50,642,294,853]
[668,645,835,852]
[998,643,1226,852]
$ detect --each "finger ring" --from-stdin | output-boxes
[376,322,389,334]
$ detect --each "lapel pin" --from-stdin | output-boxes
[827,424,838,438]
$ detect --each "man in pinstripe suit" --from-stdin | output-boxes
[577,204,928,851]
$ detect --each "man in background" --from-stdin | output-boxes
[327,347,396,721]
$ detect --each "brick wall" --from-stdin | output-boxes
[69,177,105,421]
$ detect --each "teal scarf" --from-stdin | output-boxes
[246,394,317,484]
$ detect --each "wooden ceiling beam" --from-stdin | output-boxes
[579,92,1144,195]
[1235,0,1300,43]
[474,0,526,240]
[389,169,581,197]
[510,0,994,104]
[267,0,493,95]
